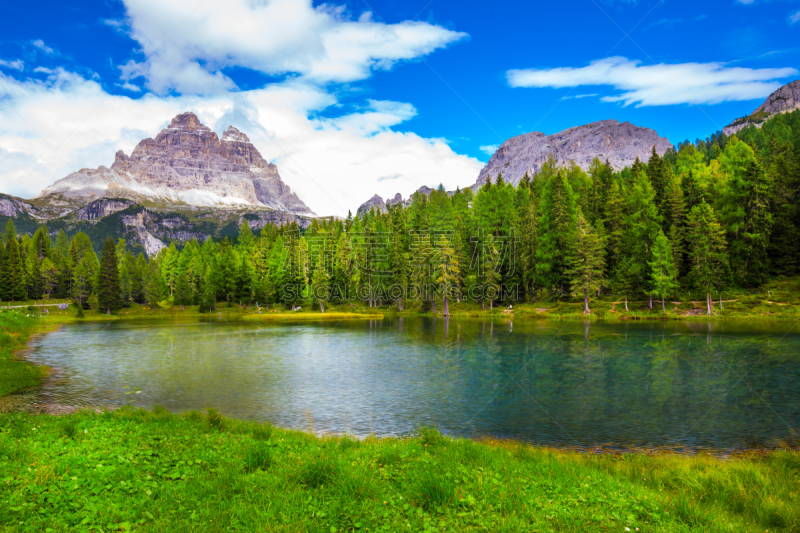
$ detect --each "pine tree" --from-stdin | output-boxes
[686,201,728,315]
[311,249,330,313]
[482,236,502,310]
[174,270,191,309]
[434,234,460,316]
[565,213,605,314]
[736,159,773,287]
[648,230,678,313]
[5,236,27,302]
[97,237,122,313]
[622,165,663,308]
[646,146,669,213]
[236,254,254,305]
[535,169,579,295]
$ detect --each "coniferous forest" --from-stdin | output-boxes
[2,110,799,316]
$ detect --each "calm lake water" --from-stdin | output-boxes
[25,317,800,451]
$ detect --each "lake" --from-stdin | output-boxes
[25,316,800,451]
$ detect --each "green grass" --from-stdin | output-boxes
[0,408,798,532]
[0,311,49,398]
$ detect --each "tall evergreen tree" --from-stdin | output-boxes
[686,201,729,315]
[97,237,123,313]
[565,213,605,314]
[648,230,678,313]
[434,234,460,316]
[4,236,27,302]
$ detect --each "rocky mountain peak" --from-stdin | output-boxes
[723,80,800,136]
[357,194,387,216]
[475,119,672,187]
[168,112,211,132]
[222,126,251,144]
[36,112,314,215]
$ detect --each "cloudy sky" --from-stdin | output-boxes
[0,0,798,216]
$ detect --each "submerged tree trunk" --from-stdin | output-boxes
[398,298,404,311]
[432,298,437,314]
[662,297,666,314]
[625,295,629,312]
[443,295,450,316]
[583,287,589,314]
[320,301,324,313]
[706,292,712,316]
[649,294,653,309]
[481,298,485,310]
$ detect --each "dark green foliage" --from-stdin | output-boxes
[2,109,800,311]
[97,237,123,313]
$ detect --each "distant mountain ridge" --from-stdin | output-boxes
[723,80,800,136]
[475,119,672,187]
[36,112,314,215]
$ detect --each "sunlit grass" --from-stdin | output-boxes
[0,408,797,532]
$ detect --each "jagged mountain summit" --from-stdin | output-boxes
[475,119,673,187]
[36,112,314,215]
[723,80,800,136]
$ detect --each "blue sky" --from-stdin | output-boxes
[0,0,798,215]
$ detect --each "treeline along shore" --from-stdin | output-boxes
[2,110,800,318]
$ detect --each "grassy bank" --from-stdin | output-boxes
[0,312,52,398]
[0,408,798,532]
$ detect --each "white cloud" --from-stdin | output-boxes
[790,10,800,23]
[560,93,598,100]
[507,57,797,106]
[31,39,55,54]
[0,59,24,71]
[117,0,466,94]
[480,145,498,155]
[0,0,478,215]
[116,82,142,92]
[0,70,482,216]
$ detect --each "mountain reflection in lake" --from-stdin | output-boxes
[26,317,800,451]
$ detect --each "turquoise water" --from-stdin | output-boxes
[26,317,800,450]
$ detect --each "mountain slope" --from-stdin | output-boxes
[475,119,673,187]
[36,112,314,215]
[723,80,800,136]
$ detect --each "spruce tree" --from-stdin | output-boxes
[434,234,460,316]
[686,201,729,315]
[648,230,678,313]
[5,236,27,302]
[97,237,122,313]
[481,236,502,310]
[565,213,605,314]
[535,169,579,295]
[311,249,330,313]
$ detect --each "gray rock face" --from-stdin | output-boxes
[0,195,37,218]
[75,199,135,220]
[723,80,800,136]
[357,194,387,216]
[475,119,673,187]
[36,112,314,215]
